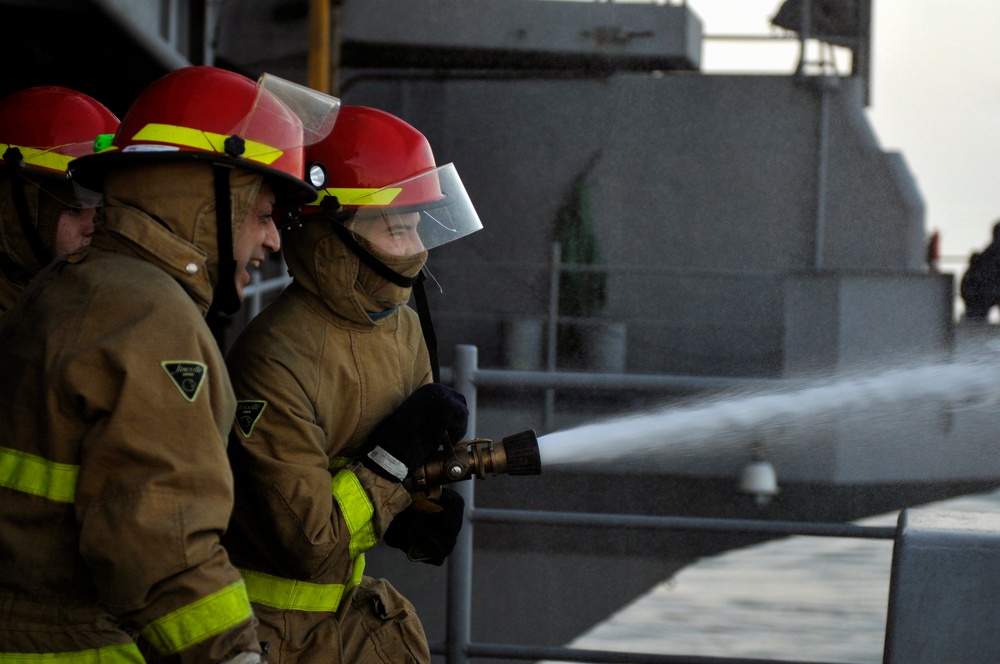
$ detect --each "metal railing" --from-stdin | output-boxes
[235,266,973,664]
[242,269,292,320]
[440,343,896,664]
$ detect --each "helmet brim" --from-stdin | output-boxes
[68,150,318,204]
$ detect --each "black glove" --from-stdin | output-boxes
[363,384,469,482]
[383,488,465,565]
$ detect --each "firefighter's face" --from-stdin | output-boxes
[55,207,97,256]
[234,182,280,300]
[353,210,425,257]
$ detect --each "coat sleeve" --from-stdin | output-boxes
[225,313,412,583]
[64,290,259,662]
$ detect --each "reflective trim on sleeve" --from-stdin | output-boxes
[331,468,378,558]
[139,580,253,655]
[0,445,78,503]
[0,642,144,662]
[240,554,365,612]
[130,123,284,165]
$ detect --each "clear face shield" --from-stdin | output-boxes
[229,73,340,178]
[331,163,483,257]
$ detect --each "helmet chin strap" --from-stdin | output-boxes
[327,219,417,288]
[326,215,441,383]
[3,147,51,268]
[208,163,241,320]
[412,269,440,383]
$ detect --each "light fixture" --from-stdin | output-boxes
[738,443,779,506]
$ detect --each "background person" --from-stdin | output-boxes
[0,85,119,311]
[960,221,1000,321]
[223,105,483,663]
[0,66,339,663]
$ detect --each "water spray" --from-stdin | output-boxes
[403,429,542,494]
[534,354,1000,482]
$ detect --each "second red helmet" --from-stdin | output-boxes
[303,106,482,252]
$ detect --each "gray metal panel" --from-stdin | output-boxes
[341,0,701,66]
[837,274,951,368]
[783,275,841,376]
[885,509,1000,663]
[217,0,701,76]
[340,73,924,376]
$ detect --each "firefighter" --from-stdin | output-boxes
[223,106,483,663]
[0,85,119,311]
[960,221,1000,321]
[0,67,339,662]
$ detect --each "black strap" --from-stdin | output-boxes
[208,164,241,319]
[3,147,50,268]
[327,220,417,288]
[413,269,440,383]
[325,217,439,382]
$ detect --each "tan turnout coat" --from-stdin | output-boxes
[224,217,431,663]
[0,163,263,661]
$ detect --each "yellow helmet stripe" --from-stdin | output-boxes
[0,142,75,172]
[130,123,284,165]
[317,187,402,207]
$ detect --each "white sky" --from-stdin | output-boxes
[684,0,1000,266]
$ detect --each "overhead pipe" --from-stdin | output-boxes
[308,0,330,92]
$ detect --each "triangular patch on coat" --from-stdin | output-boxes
[161,361,207,402]
[236,400,268,438]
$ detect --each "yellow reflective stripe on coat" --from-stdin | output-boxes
[328,456,350,471]
[129,123,284,165]
[0,445,78,503]
[139,580,253,655]
[0,642,144,662]
[331,468,378,558]
[317,187,401,207]
[0,143,75,172]
[240,555,365,612]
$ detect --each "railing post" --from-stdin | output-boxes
[249,270,263,319]
[545,242,561,429]
[446,345,478,664]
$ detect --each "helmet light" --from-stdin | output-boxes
[307,161,327,188]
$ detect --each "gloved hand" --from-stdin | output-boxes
[363,383,468,482]
[383,488,465,565]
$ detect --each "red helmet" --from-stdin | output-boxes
[69,66,339,203]
[303,106,482,252]
[308,106,441,212]
[0,86,119,177]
